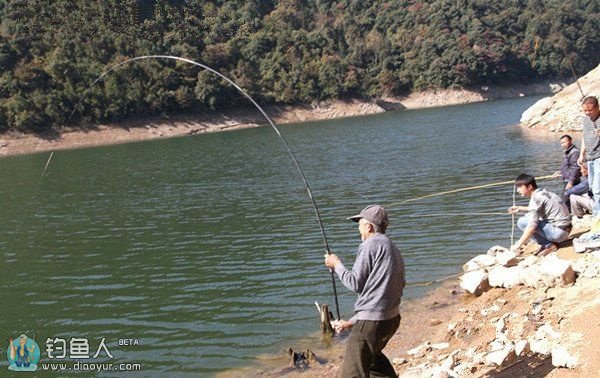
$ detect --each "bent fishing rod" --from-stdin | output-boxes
[67,55,341,320]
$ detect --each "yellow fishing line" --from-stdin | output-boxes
[386,174,555,208]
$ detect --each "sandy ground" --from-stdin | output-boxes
[0,81,561,158]
[218,220,599,378]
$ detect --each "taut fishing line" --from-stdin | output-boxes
[67,55,341,320]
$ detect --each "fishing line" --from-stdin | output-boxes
[9,152,55,256]
[386,174,555,208]
[410,211,506,217]
[67,55,341,320]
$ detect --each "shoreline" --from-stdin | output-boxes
[229,218,599,377]
[0,80,563,158]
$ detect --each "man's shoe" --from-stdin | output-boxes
[537,243,558,257]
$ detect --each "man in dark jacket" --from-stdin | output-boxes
[553,135,581,210]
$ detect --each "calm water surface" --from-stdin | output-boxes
[0,97,565,376]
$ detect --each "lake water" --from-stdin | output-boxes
[0,96,565,376]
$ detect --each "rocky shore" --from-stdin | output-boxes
[0,81,561,158]
[520,64,600,132]
[229,217,600,378]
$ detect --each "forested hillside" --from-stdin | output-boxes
[0,0,598,132]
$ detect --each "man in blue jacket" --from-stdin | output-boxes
[325,205,406,377]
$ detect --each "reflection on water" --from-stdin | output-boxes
[0,96,564,375]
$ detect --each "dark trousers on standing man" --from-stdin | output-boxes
[341,315,400,378]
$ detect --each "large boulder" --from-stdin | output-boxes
[460,270,491,296]
[519,255,575,288]
[520,96,555,126]
[463,254,496,272]
[539,255,576,286]
[488,266,523,288]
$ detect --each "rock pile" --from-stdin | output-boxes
[458,246,585,296]
[394,247,600,377]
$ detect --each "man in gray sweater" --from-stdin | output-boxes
[325,205,405,378]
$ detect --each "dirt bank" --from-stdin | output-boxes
[0,81,561,158]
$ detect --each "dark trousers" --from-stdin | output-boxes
[341,315,400,378]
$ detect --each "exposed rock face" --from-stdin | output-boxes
[520,64,600,132]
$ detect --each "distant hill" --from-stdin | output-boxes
[0,0,598,132]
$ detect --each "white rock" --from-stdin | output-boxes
[426,366,451,378]
[441,354,455,370]
[515,340,530,356]
[407,342,431,358]
[518,255,539,268]
[495,318,506,333]
[520,96,555,125]
[393,357,408,365]
[582,265,599,278]
[485,346,516,366]
[539,255,576,286]
[551,346,578,368]
[529,338,552,355]
[489,266,522,288]
[480,304,500,316]
[460,270,490,296]
[519,265,554,288]
[447,322,456,332]
[431,342,450,350]
[489,340,505,352]
[535,324,561,340]
[463,254,497,272]
[495,251,518,267]
[487,245,510,257]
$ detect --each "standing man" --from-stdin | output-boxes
[508,174,572,256]
[552,134,581,206]
[577,96,600,214]
[324,205,405,378]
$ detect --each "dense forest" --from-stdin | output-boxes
[0,0,598,132]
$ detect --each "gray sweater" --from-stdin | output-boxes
[334,233,406,323]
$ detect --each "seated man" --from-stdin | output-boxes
[568,163,594,218]
[508,174,572,256]
[570,192,594,218]
[562,161,589,211]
